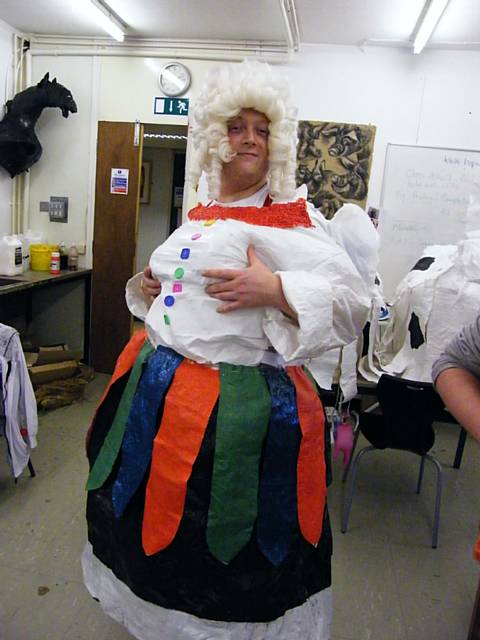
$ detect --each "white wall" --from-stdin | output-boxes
[0,20,14,235]
[27,56,95,267]
[26,43,480,267]
[287,44,480,209]
[136,146,174,272]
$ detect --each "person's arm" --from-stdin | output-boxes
[203,245,297,321]
[435,368,480,442]
[433,315,480,443]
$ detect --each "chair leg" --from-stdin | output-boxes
[416,455,426,494]
[424,454,443,549]
[453,427,467,469]
[341,446,376,533]
[27,458,36,478]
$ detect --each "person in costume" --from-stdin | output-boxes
[82,60,378,640]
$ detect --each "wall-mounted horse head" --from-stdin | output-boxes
[0,72,77,178]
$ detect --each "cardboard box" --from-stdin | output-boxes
[28,360,79,387]
[36,344,81,365]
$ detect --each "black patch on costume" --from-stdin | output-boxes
[362,322,370,357]
[408,312,425,349]
[412,256,435,271]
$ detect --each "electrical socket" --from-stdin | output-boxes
[76,243,86,255]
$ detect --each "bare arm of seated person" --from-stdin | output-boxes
[141,265,162,298]
[435,367,480,443]
[203,245,298,323]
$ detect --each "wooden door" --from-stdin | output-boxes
[90,121,143,373]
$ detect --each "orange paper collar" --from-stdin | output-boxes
[188,198,313,229]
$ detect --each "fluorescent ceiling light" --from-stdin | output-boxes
[87,0,126,41]
[413,0,450,54]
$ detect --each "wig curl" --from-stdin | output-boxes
[187,60,298,202]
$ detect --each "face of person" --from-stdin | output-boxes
[222,109,270,191]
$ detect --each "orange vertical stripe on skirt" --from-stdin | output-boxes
[86,329,147,446]
[99,329,148,407]
[142,360,220,556]
[286,367,326,547]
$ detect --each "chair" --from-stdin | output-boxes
[341,374,445,548]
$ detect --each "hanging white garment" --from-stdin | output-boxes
[0,323,38,478]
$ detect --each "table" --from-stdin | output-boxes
[0,269,92,363]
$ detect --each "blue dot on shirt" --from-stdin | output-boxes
[164,295,175,307]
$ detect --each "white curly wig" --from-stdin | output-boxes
[187,60,298,202]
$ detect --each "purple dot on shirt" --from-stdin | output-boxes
[180,248,190,260]
[164,295,175,307]
[191,233,202,241]
[172,283,183,293]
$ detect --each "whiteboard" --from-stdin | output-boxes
[378,143,480,301]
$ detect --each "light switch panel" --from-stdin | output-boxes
[49,196,68,223]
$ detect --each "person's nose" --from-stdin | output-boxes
[242,125,257,146]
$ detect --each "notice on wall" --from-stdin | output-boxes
[110,168,129,195]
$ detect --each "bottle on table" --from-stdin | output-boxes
[67,244,78,271]
[50,251,60,275]
[59,242,68,270]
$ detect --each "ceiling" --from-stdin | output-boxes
[1,0,479,51]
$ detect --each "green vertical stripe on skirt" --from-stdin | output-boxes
[86,342,154,491]
[207,363,271,564]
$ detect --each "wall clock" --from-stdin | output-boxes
[158,62,191,97]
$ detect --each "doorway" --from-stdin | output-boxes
[136,124,188,274]
[90,121,188,373]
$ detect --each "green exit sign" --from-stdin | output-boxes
[154,97,189,116]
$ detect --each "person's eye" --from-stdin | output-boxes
[228,124,241,133]
[257,128,269,137]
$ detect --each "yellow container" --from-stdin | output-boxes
[30,244,59,271]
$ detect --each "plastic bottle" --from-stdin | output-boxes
[67,244,78,271]
[23,229,45,271]
[50,251,60,275]
[59,242,68,270]
[0,235,23,276]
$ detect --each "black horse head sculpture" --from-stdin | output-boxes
[0,72,77,178]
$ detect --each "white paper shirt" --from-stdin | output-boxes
[127,189,377,376]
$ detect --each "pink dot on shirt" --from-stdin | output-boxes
[191,233,202,241]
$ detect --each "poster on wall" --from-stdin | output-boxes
[296,121,376,219]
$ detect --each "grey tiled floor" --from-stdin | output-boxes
[0,373,478,640]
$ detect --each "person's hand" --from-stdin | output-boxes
[203,245,296,319]
[141,266,162,298]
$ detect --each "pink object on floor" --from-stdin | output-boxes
[333,421,354,466]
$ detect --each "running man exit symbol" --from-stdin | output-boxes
[154,97,189,116]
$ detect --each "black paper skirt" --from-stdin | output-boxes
[84,331,332,624]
